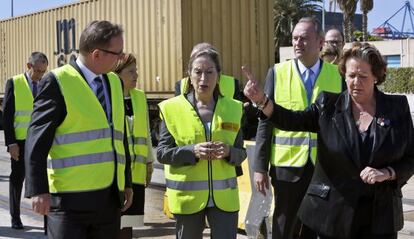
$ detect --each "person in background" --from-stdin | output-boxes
[24,20,133,239]
[157,43,246,239]
[252,17,343,239]
[2,52,48,229]
[320,43,341,65]
[324,28,345,57]
[114,54,154,239]
[243,42,414,239]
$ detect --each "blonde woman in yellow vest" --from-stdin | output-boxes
[114,54,154,239]
[157,43,246,239]
[2,52,48,229]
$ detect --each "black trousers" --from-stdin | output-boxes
[47,203,121,239]
[319,233,397,239]
[9,141,25,221]
[271,161,316,239]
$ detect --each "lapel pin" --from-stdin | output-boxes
[376,117,390,127]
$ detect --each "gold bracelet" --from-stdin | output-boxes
[255,95,266,107]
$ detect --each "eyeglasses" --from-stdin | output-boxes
[324,40,342,46]
[97,48,124,57]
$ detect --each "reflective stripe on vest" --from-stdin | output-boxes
[13,74,34,140]
[48,65,126,193]
[127,136,147,148]
[159,95,242,214]
[127,89,150,185]
[273,136,317,147]
[179,74,235,98]
[166,177,237,190]
[53,128,123,145]
[48,152,126,169]
[271,60,342,167]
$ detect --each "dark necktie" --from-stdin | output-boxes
[32,81,38,97]
[304,68,314,102]
[94,76,107,116]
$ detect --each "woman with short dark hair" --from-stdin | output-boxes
[243,42,414,239]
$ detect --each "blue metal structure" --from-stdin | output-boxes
[372,0,414,39]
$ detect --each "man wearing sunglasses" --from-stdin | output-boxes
[25,20,132,239]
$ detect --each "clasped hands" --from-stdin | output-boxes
[360,166,391,184]
[194,141,230,160]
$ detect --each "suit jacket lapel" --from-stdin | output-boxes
[333,91,362,168]
[370,90,391,164]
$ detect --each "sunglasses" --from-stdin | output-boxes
[97,48,124,57]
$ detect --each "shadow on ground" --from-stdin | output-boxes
[133,222,175,237]
[0,225,46,238]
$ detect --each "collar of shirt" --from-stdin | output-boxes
[24,72,36,90]
[297,59,321,77]
[76,58,112,121]
[76,58,101,90]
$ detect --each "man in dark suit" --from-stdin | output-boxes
[253,17,343,239]
[2,52,48,229]
[24,20,133,239]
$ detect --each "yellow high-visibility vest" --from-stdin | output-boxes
[13,74,33,140]
[126,89,149,185]
[48,64,126,193]
[159,95,242,214]
[271,60,342,167]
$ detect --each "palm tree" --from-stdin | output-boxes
[337,0,358,42]
[360,0,373,41]
[273,0,322,61]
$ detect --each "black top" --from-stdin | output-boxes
[124,97,133,116]
[358,122,375,168]
[265,89,414,236]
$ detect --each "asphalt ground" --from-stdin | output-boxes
[0,132,248,239]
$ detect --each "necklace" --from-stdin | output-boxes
[355,111,373,132]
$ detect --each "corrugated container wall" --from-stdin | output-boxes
[0,0,274,98]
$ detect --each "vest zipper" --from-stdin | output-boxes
[186,95,218,206]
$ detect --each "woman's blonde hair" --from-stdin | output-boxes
[113,53,137,74]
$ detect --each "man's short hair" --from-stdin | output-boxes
[297,17,324,38]
[325,27,344,43]
[79,20,124,54]
[28,52,48,65]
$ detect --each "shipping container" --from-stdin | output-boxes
[0,0,274,99]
